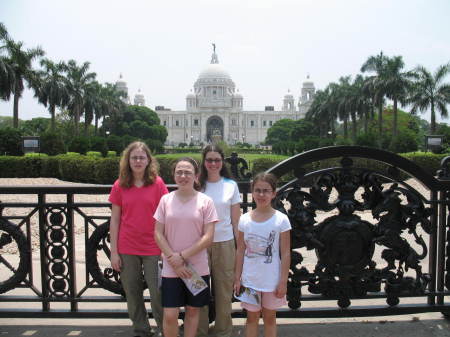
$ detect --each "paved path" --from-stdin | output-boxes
[1,313,449,337]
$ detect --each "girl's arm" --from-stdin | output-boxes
[154,220,191,278]
[179,221,215,261]
[110,204,121,272]
[231,203,241,241]
[275,230,291,298]
[233,230,245,294]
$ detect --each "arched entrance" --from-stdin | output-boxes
[206,116,224,143]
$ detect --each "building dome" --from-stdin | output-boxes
[234,90,243,98]
[186,89,196,99]
[302,75,315,88]
[284,89,293,99]
[133,89,145,106]
[198,63,232,81]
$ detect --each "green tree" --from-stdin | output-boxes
[408,63,450,134]
[35,59,69,130]
[265,119,296,145]
[0,23,15,101]
[2,36,45,127]
[361,51,388,140]
[64,60,96,135]
[380,56,411,139]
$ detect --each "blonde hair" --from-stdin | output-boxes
[119,141,158,188]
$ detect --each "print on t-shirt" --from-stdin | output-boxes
[245,230,276,264]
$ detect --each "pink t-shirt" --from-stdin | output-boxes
[109,176,168,255]
[153,191,218,277]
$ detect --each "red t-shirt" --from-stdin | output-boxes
[109,176,168,255]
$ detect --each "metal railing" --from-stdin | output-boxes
[0,146,449,319]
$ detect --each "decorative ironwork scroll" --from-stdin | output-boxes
[0,218,30,294]
[274,156,433,309]
[225,152,251,181]
[86,221,124,295]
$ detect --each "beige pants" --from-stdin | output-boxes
[197,239,235,337]
[120,254,163,337]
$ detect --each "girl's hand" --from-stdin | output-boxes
[111,252,122,272]
[275,281,287,298]
[167,253,184,269]
[233,279,241,295]
[175,265,192,279]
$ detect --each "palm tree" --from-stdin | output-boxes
[380,56,411,138]
[9,40,46,128]
[0,23,15,101]
[64,60,96,135]
[361,52,388,139]
[2,37,44,127]
[96,82,125,135]
[335,76,352,140]
[408,63,450,134]
[36,59,69,130]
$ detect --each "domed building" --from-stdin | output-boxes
[119,46,315,145]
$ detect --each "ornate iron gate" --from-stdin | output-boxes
[0,146,449,319]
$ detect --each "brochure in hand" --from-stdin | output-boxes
[182,263,208,296]
[234,286,261,305]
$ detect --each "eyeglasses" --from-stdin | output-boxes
[205,158,222,164]
[175,170,194,177]
[253,188,273,195]
[130,156,148,162]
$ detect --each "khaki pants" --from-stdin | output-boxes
[197,239,235,337]
[120,254,163,337]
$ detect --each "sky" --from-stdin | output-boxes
[1,0,449,123]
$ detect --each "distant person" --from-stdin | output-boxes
[109,141,168,337]
[234,172,291,337]
[154,157,218,337]
[197,145,241,337]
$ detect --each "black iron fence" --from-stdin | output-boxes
[0,146,449,319]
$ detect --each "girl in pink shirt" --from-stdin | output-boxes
[154,157,218,337]
[109,141,168,337]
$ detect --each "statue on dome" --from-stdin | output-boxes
[211,43,219,64]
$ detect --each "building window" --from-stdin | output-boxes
[194,119,199,126]
[269,121,273,126]
[250,120,254,127]
[163,120,167,126]
[175,120,179,127]
[232,119,236,126]
[263,120,266,127]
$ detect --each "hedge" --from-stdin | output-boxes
[0,151,447,185]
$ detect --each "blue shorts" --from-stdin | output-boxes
[161,276,210,308]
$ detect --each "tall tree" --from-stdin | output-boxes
[361,51,388,140]
[64,60,96,135]
[0,23,15,101]
[36,59,69,130]
[3,37,44,127]
[380,56,411,138]
[408,63,450,134]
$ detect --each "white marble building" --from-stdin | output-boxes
[116,49,315,145]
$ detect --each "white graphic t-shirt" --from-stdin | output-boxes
[238,210,291,292]
[204,178,241,242]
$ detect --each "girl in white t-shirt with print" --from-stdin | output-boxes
[234,172,291,337]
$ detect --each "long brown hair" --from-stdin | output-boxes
[119,141,158,188]
[199,144,231,189]
[172,157,201,191]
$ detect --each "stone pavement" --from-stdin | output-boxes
[0,313,449,337]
